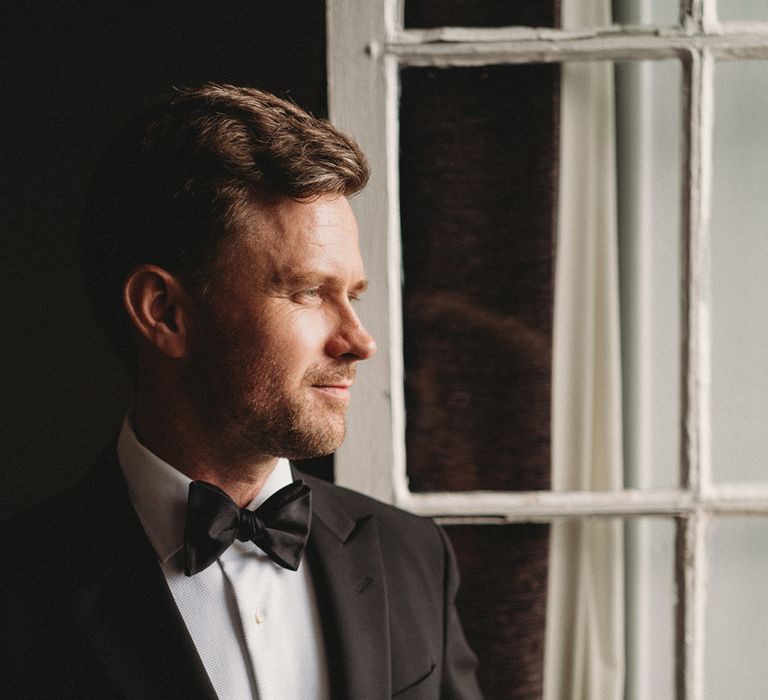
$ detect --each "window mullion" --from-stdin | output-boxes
[387,32,768,66]
[681,0,705,31]
[675,513,708,700]
[327,0,400,504]
[678,38,714,698]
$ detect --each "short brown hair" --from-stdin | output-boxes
[78,84,369,370]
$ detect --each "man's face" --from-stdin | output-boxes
[184,194,376,462]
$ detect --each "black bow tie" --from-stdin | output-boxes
[183,479,311,576]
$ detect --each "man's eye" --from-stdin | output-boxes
[294,288,321,301]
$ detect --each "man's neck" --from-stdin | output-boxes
[131,407,279,508]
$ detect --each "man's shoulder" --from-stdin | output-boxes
[298,469,434,526]
[296,469,448,559]
[2,445,135,577]
[2,471,93,558]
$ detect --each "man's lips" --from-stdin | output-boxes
[311,382,352,402]
[306,367,356,401]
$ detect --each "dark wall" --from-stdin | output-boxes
[1,1,327,520]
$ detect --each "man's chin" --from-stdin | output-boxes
[278,419,347,461]
[286,438,345,462]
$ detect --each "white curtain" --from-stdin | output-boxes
[543,0,626,697]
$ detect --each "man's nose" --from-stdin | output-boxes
[327,309,377,361]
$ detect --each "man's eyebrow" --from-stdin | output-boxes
[269,271,369,292]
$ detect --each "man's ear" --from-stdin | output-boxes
[123,264,189,359]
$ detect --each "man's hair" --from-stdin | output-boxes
[78,84,369,371]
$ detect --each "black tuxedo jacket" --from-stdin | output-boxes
[1,448,482,699]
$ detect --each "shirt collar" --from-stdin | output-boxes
[117,415,293,563]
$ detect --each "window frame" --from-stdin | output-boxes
[326,1,768,697]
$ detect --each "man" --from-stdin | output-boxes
[1,85,481,699]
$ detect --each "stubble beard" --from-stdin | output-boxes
[233,367,349,461]
[187,348,350,464]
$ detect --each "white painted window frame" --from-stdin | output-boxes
[327,1,768,698]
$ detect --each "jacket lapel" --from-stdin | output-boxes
[299,473,392,700]
[63,451,217,700]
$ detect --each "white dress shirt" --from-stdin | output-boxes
[117,417,330,700]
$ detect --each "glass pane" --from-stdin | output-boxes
[711,61,768,484]
[404,0,559,29]
[564,0,679,29]
[404,0,679,29]
[400,64,558,492]
[447,523,550,700]
[447,517,675,699]
[548,517,676,698]
[706,517,768,698]
[615,59,682,490]
[624,517,676,700]
[611,0,679,27]
[401,60,681,493]
[717,0,768,21]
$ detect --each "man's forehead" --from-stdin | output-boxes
[218,196,365,285]
[239,195,357,244]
